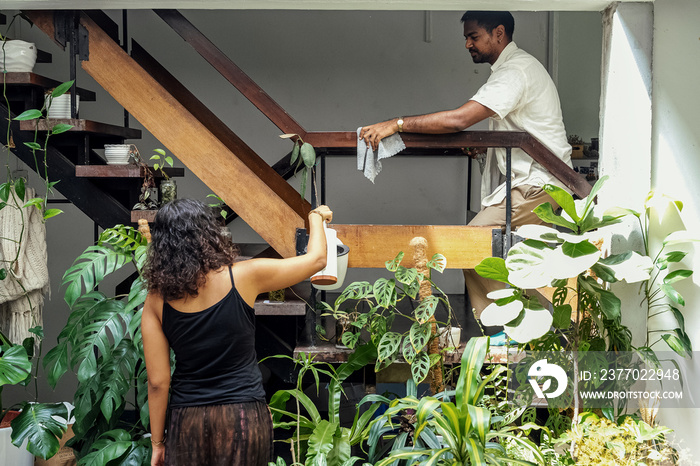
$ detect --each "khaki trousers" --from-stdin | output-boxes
[464,185,559,317]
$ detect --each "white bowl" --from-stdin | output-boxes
[104,144,131,165]
[0,40,38,72]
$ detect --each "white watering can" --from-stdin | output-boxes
[311,222,349,291]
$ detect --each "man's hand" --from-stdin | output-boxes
[359,119,399,151]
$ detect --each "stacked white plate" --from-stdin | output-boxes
[104,144,131,165]
[44,93,79,119]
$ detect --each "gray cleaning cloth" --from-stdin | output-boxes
[357,128,406,183]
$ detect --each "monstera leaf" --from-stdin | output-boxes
[0,343,31,386]
[11,402,68,459]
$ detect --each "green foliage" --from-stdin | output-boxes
[0,343,32,386]
[41,225,151,464]
[475,176,648,349]
[281,133,317,199]
[366,337,543,466]
[321,251,455,385]
[149,148,173,179]
[10,402,69,459]
[630,193,698,358]
[556,413,677,465]
[268,344,379,466]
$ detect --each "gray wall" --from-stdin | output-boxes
[2,9,601,404]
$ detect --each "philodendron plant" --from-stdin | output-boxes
[474,176,651,353]
[319,251,453,385]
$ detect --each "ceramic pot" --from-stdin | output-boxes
[44,92,79,119]
[104,144,133,165]
[0,411,32,466]
[0,40,37,72]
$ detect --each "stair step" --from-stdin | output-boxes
[20,118,141,139]
[3,72,96,101]
[76,165,184,178]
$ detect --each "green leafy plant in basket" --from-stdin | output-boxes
[319,251,456,386]
[43,225,151,465]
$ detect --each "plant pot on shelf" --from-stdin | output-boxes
[0,411,32,466]
[438,326,462,351]
[335,317,351,349]
[44,92,79,119]
[0,40,37,72]
[159,178,177,205]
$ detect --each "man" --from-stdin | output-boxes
[360,11,572,314]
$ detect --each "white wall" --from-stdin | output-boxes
[651,0,700,452]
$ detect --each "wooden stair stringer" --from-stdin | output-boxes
[128,40,310,219]
[26,10,304,258]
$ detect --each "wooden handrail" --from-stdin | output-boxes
[154,9,307,138]
[304,131,592,199]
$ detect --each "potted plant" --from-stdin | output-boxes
[131,147,174,210]
[319,250,454,387]
[42,224,151,464]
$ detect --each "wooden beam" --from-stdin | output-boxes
[153,9,307,137]
[33,11,305,257]
[332,225,493,269]
[129,40,309,218]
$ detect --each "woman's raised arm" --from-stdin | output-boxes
[233,206,333,307]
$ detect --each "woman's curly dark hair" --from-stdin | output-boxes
[143,198,238,301]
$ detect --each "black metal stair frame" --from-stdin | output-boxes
[1,102,131,228]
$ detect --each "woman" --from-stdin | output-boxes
[141,199,333,466]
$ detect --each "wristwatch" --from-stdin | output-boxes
[397,118,404,132]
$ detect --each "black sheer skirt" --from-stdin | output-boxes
[164,401,273,466]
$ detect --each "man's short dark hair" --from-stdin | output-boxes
[461,11,515,40]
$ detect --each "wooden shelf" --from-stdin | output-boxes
[254,283,309,316]
[293,341,523,364]
[131,210,157,223]
[254,299,306,316]
[4,72,95,100]
[20,118,141,138]
[76,165,184,178]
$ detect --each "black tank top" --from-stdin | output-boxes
[161,266,265,408]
